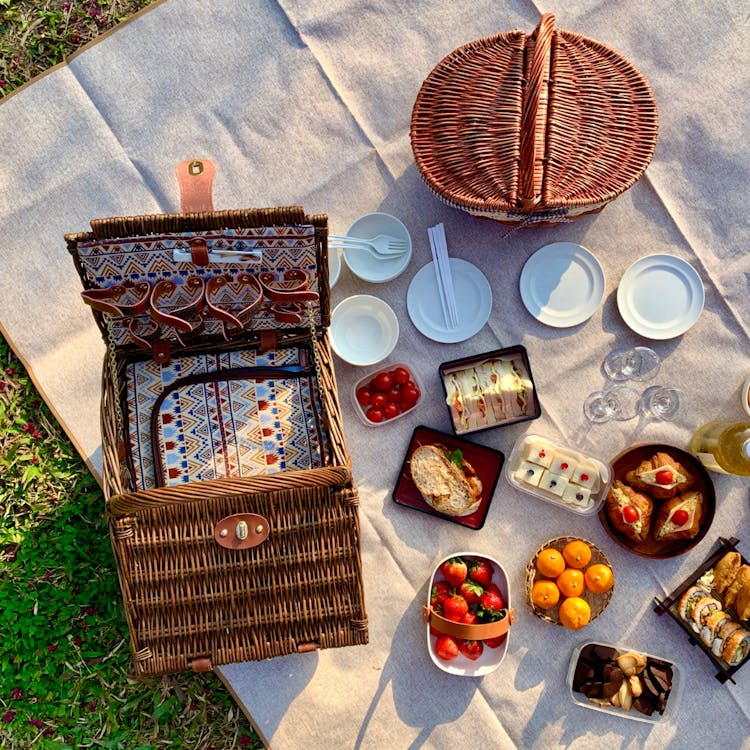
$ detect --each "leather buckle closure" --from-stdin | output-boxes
[214,513,270,550]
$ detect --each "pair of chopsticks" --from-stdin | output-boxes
[428,223,459,329]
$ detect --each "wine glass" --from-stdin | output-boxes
[583,385,641,423]
[639,385,681,421]
[602,346,661,382]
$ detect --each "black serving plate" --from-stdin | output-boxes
[439,345,541,436]
[654,537,748,683]
[392,425,504,530]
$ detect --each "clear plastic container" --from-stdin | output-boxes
[568,641,681,723]
[505,434,611,515]
[351,362,422,426]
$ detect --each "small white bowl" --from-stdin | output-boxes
[329,246,342,289]
[330,294,399,366]
[342,212,412,283]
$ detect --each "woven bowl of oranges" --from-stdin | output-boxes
[525,536,614,629]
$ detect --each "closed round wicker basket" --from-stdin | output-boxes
[410,14,659,226]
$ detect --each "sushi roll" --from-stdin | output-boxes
[712,620,744,657]
[700,610,729,648]
[721,627,750,666]
[678,585,708,622]
[690,596,722,633]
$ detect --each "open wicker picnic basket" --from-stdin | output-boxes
[65,161,368,676]
[410,13,659,225]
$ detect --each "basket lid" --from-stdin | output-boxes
[65,163,332,358]
[410,14,659,220]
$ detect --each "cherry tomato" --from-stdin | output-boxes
[386,387,402,403]
[392,367,410,385]
[365,407,384,423]
[371,372,393,392]
[370,392,388,409]
[355,387,372,406]
[655,469,674,485]
[672,509,689,526]
[622,505,639,524]
[400,385,420,405]
[384,403,400,420]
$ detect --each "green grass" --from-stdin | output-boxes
[0,2,264,747]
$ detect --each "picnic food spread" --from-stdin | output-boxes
[43,6,750,743]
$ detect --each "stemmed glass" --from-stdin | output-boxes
[583,385,641,423]
[602,346,661,382]
[639,385,681,421]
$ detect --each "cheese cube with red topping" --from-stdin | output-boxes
[571,464,599,491]
[522,441,554,468]
[549,455,576,479]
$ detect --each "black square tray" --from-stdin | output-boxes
[654,536,748,684]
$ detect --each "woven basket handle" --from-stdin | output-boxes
[518,13,555,211]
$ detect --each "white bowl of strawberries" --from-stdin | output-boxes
[423,552,514,676]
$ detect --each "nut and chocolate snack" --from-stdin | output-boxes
[572,644,673,717]
[625,451,694,500]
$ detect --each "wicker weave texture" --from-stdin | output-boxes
[109,480,367,675]
[68,205,369,675]
[410,14,658,223]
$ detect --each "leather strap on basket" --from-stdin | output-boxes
[149,276,205,333]
[81,282,151,317]
[518,13,555,211]
[422,604,515,640]
[176,159,215,213]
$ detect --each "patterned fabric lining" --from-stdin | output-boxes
[76,226,320,346]
[125,347,329,490]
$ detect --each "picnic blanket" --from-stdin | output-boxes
[1,0,749,747]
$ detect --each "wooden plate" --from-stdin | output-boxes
[598,443,716,558]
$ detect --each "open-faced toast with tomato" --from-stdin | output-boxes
[624,451,695,500]
[605,479,653,543]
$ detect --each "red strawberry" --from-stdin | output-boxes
[468,558,493,587]
[478,583,505,622]
[443,593,469,622]
[459,579,484,605]
[435,635,459,661]
[439,557,468,588]
[461,610,479,626]
[430,580,450,611]
[483,634,507,649]
[458,639,484,661]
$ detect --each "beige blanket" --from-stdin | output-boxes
[2,0,749,747]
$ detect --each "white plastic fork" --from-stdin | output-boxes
[329,234,409,258]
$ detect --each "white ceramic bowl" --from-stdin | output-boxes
[330,295,399,366]
[342,212,412,283]
[329,245,341,289]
